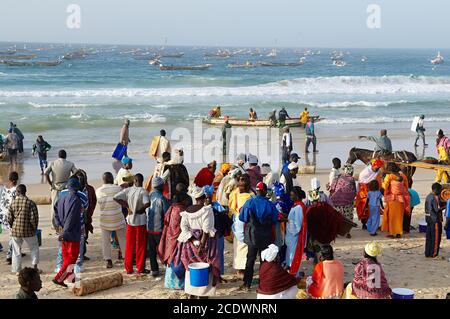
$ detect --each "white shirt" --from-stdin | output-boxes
[282,132,292,148]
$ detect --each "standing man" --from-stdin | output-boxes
[305,117,318,154]
[120,119,131,147]
[282,127,293,164]
[222,116,232,162]
[280,162,299,195]
[96,172,126,269]
[0,171,19,263]
[239,182,279,291]
[146,177,170,277]
[414,115,427,147]
[5,129,19,169]
[300,107,309,128]
[359,129,393,154]
[8,185,40,274]
[150,129,171,163]
[44,150,77,229]
[52,178,83,287]
[32,136,51,175]
[424,183,445,258]
[278,107,291,128]
[114,174,150,275]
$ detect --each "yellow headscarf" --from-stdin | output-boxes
[365,241,382,257]
[220,163,232,174]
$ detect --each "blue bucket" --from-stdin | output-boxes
[392,288,414,299]
[418,220,427,233]
[188,262,210,287]
[112,143,127,161]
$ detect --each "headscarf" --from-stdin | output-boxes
[261,244,279,262]
[343,164,354,175]
[371,159,384,170]
[248,154,258,165]
[67,177,81,192]
[308,189,320,202]
[121,156,132,165]
[311,177,320,190]
[220,163,232,174]
[229,167,241,178]
[190,186,205,200]
[365,241,382,257]
[204,185,215,197]
[152,176,164,188]
[272,182,286,198]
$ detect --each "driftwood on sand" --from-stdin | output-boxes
[72,272,123,296]
[29,196,51,205]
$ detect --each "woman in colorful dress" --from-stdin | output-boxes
[355,159,384,229]
[329,164,357,238]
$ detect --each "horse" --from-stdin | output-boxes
[346,147,417,179]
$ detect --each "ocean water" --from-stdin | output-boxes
[1,43,449,182]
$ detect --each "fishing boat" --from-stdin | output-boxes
[159,64,212,71]
[0,54,37,60]
[5,61,33,66]
[158,53,184,58]
[0,49,16,55]
[62,51,86,60]
[148,58,162,65]
[333,60,346,67]
[266,49,277,57]
[227,61,258,68]
[259,59,305,67]
[431,52,444,65]
[33,59,63,66]
[203,116,322,127]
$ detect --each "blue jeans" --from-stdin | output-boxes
[38,153,48,172]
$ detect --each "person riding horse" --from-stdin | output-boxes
[359,129,392,156]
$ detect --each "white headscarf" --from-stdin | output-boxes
[261,244,279,262]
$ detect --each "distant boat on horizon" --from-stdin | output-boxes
[431,51,444,65]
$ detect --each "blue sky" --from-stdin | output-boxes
[0,0,448,48]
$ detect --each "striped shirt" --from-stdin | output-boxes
[96,184,126,231]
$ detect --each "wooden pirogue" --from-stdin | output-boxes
[395,161,450,173]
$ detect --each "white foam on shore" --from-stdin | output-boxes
[321,116,450,125]
[28,102,92,108]
[4,75,450,98]
[111,113,167,123]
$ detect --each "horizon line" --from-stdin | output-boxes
[0,40,447,51]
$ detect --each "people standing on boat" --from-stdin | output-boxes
[32,136,51,175]
[249,108,258,122]
[305,117,318,154]
[359,129,392,154]
[150,129,171,164]
[209,106,221,118]
[282,127,293,164]
[5,129,19,169]
[435,129,450,183]
[414,115,427,147]
[268,109,277,127]
[222,116,232,162]
[300,108,309,128]
[278,107,291,128]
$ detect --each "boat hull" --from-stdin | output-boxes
[202,117,321,127]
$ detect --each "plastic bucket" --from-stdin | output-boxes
[418,220,427,233]
[188,262,210,287]
[36,229,42,247]
[112,143,127,161]
[392,288,414,299]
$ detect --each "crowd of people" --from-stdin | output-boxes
[0,118,449,299]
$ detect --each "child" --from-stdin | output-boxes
[424,183,444,258]
[16,267,42,299]
[405,178,421,233]
[365,180,384,236]
[328,158,341,189]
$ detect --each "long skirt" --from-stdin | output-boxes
[366,205,381,235]
[233,235,248,270]
[164,265,184,290]
[381,201,404,236]
[218,236,224,275]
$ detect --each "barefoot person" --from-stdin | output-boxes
[424,183,445,259]
[32,135,51,175]
[0,171,19,263]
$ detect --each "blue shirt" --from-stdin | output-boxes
[239,195,279,224]
[59,189,88,227]
[146,190,170,233]
[408,188,421,208]
[446,199,450,218]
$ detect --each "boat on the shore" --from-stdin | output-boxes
[0,49,16,55]
[33,59,63,66]
[158,52,184,58]
[159,64,212,71]
[4,61,33,66]
[62,51,86,60]
[203,116,322,127]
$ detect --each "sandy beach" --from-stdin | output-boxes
[0,165,448,299]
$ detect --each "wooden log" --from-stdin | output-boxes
[29,196,51,205]
[72,272,123,296]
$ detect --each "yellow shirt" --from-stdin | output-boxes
[300,111,309,124]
